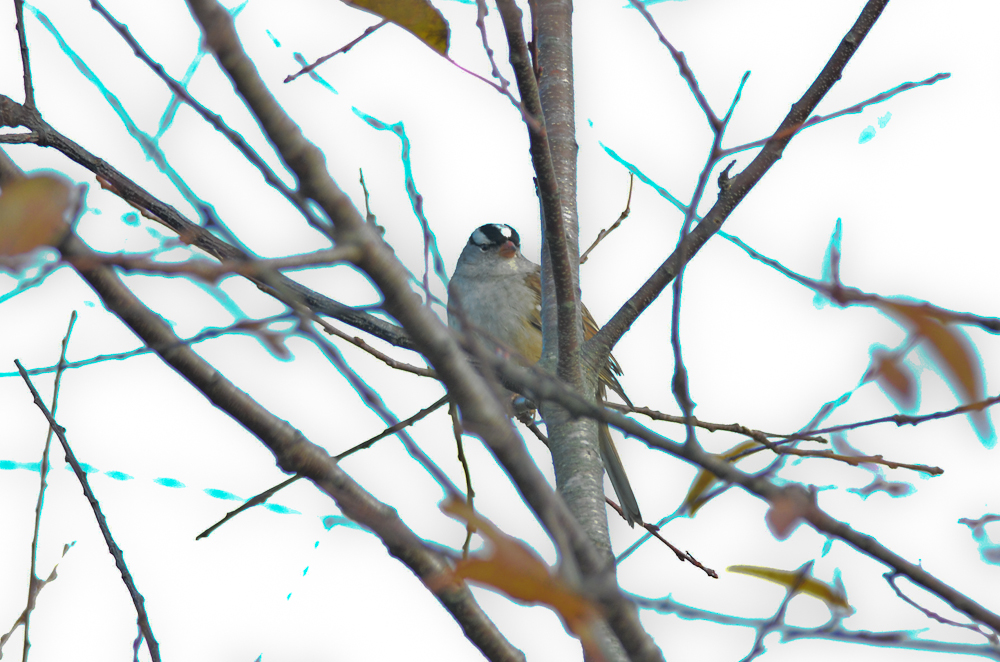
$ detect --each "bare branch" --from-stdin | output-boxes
[16,360,162,662]
[627,0,720,130]
[13,0,34,109]
[494,0,581,390]
[197,395,450,541]
[593,0,892,356]
[284,19,388,83]
[580,173,633,265]
[88,0,328,233]
[64,245,363,281]
[22,312,76,660]
[58,229,522,660]
[0,92,412,349]
[720,73,951,159]
[490,353,1000,633]
[805,393,1000,436]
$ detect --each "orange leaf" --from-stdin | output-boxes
[341,0,449,55]
[880,301,992,442]
[0,174,78,258]
[432,498,603,657]
[728,564,853,612]
[863,345,917,412]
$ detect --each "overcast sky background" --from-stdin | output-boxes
[0,1,998,661]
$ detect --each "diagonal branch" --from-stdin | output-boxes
[492,355,1000,634]
[57,230,524,661]
[0,93,412,350]
[592,0,891,358]
[17,360,161,662]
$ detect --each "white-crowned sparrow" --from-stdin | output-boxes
[448,223,642,526]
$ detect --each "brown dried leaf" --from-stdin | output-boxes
[863,345,917,411]
[432,498,603,657]
[341,0,449,55]
[880,301,991,441]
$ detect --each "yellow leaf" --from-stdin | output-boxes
[728,564,853,612]
[0,174,77,257]
[683,440,758,515]
[342,0,449,55]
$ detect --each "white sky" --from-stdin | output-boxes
[0,1,998,661]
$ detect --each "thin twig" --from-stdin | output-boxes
[22,312,76,661]
[722,230,1000,335]
[637,594,1000,659]
[667,63,748,455]
[197,394,450,540]
[451,402,477,558]
[719,73,951,158]
[487,349,1000,633]
[88,0,327,233]
[318,320,436,378]
[14,0,34,109]
[885,572,998,644]
[443,0,539,130]
[580,173,634,264]
[592,0,893,358]
[285,19,388,83]
[15,360,161,662]
[628,0,720,130]
[605,402,827,444]
[0,315,294,379]
[0,544,74,658]
[608,501,718,578]
[64,244,362,281]
[804,393,1000,437]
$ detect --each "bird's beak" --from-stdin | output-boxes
[498,241,517,258]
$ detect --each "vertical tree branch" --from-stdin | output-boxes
[496,0,615,563]
[13,0,35,109]
[494,0,581,389]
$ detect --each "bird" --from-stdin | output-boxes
[447,223,642,526]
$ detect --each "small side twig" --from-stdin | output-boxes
[197,395,450,540]
[605,402,828,444]
[285,19,388,83]
[885,572,998,644]
[719,73,951,159]
[15,360,160,662]
[0,544,75,658]
[14,0,34,109]
[627,0,719,130]
[609,499,718,578]
[318,319,436,379]
[580,172,634,264]
[22,312,76,660]
[451,402,477,558]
